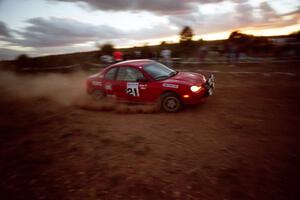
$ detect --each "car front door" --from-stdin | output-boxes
[115,66,148,102]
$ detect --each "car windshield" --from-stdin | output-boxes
[143,62,177,80]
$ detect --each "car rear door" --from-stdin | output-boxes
[102,67,119,97]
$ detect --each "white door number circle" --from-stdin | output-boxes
[126,82,139,96]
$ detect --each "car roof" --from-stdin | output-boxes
[111,59,153,68]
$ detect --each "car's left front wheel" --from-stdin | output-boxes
[160,92,182,112]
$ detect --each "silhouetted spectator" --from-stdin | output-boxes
[198,45,208,63]
[100,55,114,64]
[160,48,172,67]
[226,42,237,65]
[134,50,141,59]
[113,50,123,62]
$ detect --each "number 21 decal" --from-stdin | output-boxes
[126,82,139,96]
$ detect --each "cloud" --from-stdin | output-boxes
[259,1,279,21]
[168,1,300,35]
[130,24,178,40]
[0,21,11,37]
[7,17,125,47]
[235,2,254,25]
[168,13,203,28]
[0,48,23,60]
[50,0,225,14]
[254,2,300,29]
[4,17,177,49]
[169,13,237,35]
[168,2,255,35]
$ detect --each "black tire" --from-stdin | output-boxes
[91,90,105,101]
[160,92,182,112]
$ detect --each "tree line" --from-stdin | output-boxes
[13,26,300,70]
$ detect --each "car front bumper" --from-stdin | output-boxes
[205,74,215,96]
[182,74,215,104]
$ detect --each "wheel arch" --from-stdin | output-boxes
[160,90,182,101]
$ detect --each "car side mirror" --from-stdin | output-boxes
[136,77,149,82]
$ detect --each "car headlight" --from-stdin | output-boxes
[190,85,202,92]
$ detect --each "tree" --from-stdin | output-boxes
[100,43,115,55]
[160,41,167,46]
[229,31,254,43]
[179,26,197,57]
[140,43,153,59]
[228,31,251,51]
[228,31,273,56]
[15,54,31,70]
[290,30,300,41]
[229,31,242,40]
[180,26,194,42]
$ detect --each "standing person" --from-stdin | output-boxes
[226,42,237,65]
[113,50,123,63]
[198,45,208,63]
[134,50,141,59]
[100,54,113,64]
[160,48,172,68]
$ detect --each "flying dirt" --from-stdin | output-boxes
[0,70,157,113]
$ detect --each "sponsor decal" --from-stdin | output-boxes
[163,83,179,89]
[139,84,147,90]
[167,80,187,84]
[92,81,102,86]
[105,83,112,90]
[126,82,139,96]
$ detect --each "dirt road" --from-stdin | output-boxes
[0,63,300,200]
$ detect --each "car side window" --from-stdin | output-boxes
[104,67,117,80]
[116,67,144,81]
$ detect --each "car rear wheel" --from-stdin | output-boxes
[92,90,105,101]
[160,92,182,112]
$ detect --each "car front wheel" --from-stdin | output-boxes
[160,92,182,112]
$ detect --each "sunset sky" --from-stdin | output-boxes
[0,0,299,60]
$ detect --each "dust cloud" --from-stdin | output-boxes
[0,70,89,106]
[0,70,158,113]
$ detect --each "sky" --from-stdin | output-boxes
[0,0,299,60]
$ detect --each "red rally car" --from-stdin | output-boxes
[86,59,215,112]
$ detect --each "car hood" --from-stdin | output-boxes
[162,71,206,85]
